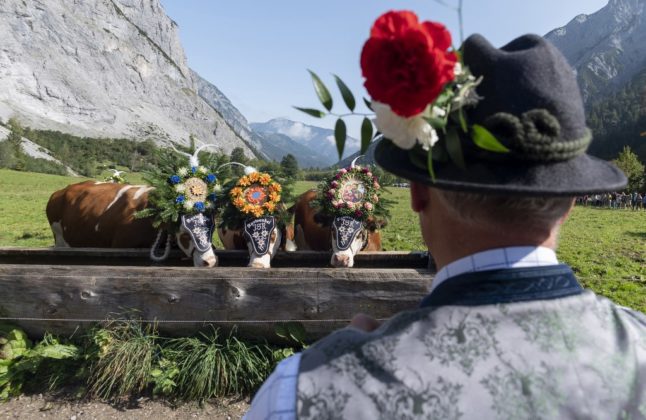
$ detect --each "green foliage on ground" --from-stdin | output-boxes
[558,206,646,312]
[0,321,293,402]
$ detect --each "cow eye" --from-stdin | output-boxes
[178,233,191,249]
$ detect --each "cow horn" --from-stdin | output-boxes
[190,143,218,167]
[217,162,257,175]
[350,155,364,168]
[171,145,192,160]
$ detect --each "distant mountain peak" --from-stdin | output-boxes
[545,0,646,103]
[251,118,360,167]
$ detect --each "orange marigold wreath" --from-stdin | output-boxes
[229,172,282,218]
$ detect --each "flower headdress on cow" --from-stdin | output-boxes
[298,10,626,194]
[218,165,290,258]
[137,144,222,260]
[312,158,390,252]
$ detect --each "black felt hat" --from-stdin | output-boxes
[374,34,627,195]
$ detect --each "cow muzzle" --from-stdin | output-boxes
[193,248,218,267]
[177,213,218,268]
[331,252,353,268]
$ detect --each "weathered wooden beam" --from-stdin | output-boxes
[0,264,432,341]
[0,247,433,269]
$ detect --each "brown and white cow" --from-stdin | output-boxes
[290,190,382,268]
[46,181,218,267]
[218,216,296,268]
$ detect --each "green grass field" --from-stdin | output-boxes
[2,169,645,310]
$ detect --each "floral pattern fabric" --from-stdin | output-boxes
[297,290,646,419]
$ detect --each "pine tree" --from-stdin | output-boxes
[280,154,300,180]
[613,146,645,192]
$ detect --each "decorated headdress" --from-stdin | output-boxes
[218,167,287,256]
[137,144,221,259]
[312,158,389,251]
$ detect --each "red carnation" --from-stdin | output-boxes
[360,10,457,117]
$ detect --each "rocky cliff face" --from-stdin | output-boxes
[0,0,253,154]
[545,0,646,103]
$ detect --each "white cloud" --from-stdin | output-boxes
[279,122,312,140]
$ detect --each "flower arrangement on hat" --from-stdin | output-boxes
[312,164,391,228]
[136,145,222,230]
[296,10,509,179]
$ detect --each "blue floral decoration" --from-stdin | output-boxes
[207,193,217,202]
[194,201,205,212]
[169,175,181,184]
[191,166,198,174]
[175,195,185,204]
[206,173,217,183]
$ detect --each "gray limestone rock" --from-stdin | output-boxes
[0,0,254,155]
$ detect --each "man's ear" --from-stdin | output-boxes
[410,182,430,213]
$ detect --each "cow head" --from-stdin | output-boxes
[176,213,218,267]
[330,216,368,268]
[243,216,281,268]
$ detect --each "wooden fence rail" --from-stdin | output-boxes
[0,250,434,341]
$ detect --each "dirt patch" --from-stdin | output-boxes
[0,394,250,419]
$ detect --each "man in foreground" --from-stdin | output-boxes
[246,14,644,420]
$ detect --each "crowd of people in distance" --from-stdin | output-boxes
[576,191,646,210]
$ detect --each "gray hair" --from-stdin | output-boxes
[435,190,574,231]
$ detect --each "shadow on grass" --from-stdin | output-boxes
[627,231,646,239]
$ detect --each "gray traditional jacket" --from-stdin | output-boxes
[297,265,646,419]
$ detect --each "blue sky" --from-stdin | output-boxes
[160,0,608,136]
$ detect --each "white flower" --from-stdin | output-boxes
[373,101,439,151]
[183,200,194,211]
[174,184,186,193]
[198,166,208,174]
[213,183,222,193]
[431,106,446,118]
[454,62,463,77]
[178,167,188,177]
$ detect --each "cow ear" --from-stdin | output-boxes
[314,212,333,226]
[366,218,387,231]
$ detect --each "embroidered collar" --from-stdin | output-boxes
[431,246,559,293]
[421,264,583,307]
